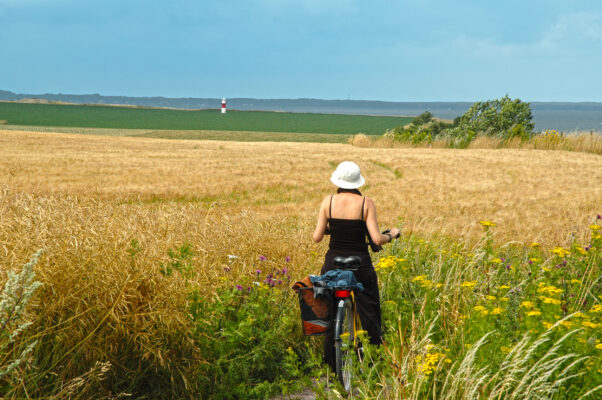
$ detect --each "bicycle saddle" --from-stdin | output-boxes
[333,256,361,270]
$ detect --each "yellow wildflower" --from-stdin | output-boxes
[542,321,554,329]
[498,285,510,290]
[480,220,496,227]
[539,296,561,305]
[537,285,563,296]
[500,346,512,353]
[569,279,582,284]
[492,307,504,315]
[590,224,601,231]
[574,246,587,255]
[531,242,540,248]
[573,312,586,318]
[339,332,350,340]
[590,304,602,313]
[582,321,601,329]
[499,297,509,302]
[486,295,497,301]
[552,247,569,258]
[461,280,477,288]
[521,301,535,309]
[491,258,502,264]
[560,320,574,329]
[416,347,446,376]
[596,344,602,350]
[473,305,489,316]
[411,275,433,288]
[526,310,542,316]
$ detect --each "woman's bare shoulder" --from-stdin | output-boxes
[320,195,332,206]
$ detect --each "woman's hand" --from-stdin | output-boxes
[389,227,400,239]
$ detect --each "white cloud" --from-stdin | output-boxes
[433,11,602,60]
[538,11,602,50]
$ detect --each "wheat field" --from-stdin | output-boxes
[1,129,601,397]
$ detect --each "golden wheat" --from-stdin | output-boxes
[1,128,600,395]
[351,131,602,155]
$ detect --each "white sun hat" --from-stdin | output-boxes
[330,161,365,189]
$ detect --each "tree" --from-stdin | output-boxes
[453,95,534,140]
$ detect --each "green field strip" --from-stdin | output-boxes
[0,102,412,135]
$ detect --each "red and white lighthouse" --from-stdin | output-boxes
[221,98,226,114]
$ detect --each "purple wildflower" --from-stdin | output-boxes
[278,279,283,285]
[505,264,511,270]
[501,258,506,262]
[528,260,533,265]
[597,214,601,220]
[562,260,567,266]
[282,268,288,275]
[285,256,291,262]
[585,245,591,252]
[236,285,243,291]
[256,269,261,275]
[246,287,251,292]
[259,255,267,261]
[554,264,562,269]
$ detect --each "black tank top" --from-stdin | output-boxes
[327,195,369,254]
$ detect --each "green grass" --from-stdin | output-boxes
[0,102,412,135]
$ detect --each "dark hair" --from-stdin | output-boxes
[337,188,362,195]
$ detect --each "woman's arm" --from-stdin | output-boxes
[312,196,330,243]
[365,197,399,245]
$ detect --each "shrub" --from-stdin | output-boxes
[450,95,534,140]
[389,96,536,147]
[392,111,453,144]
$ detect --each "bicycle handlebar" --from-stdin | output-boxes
[382,229,401,239]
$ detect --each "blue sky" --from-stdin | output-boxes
[1,0,601,101]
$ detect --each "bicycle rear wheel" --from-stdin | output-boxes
[335,297,355,391]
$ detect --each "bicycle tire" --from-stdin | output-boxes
[334,297,355,391]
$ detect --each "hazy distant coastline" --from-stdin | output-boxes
[2,90,601,132]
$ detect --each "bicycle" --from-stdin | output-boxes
[331,255,363,392]
[294,230,400,392]
[331,229,400,391]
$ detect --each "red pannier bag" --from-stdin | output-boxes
[292,276,333,336]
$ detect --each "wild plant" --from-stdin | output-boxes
[0,250,43,386]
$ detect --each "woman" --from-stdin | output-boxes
[312,161,399,371]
